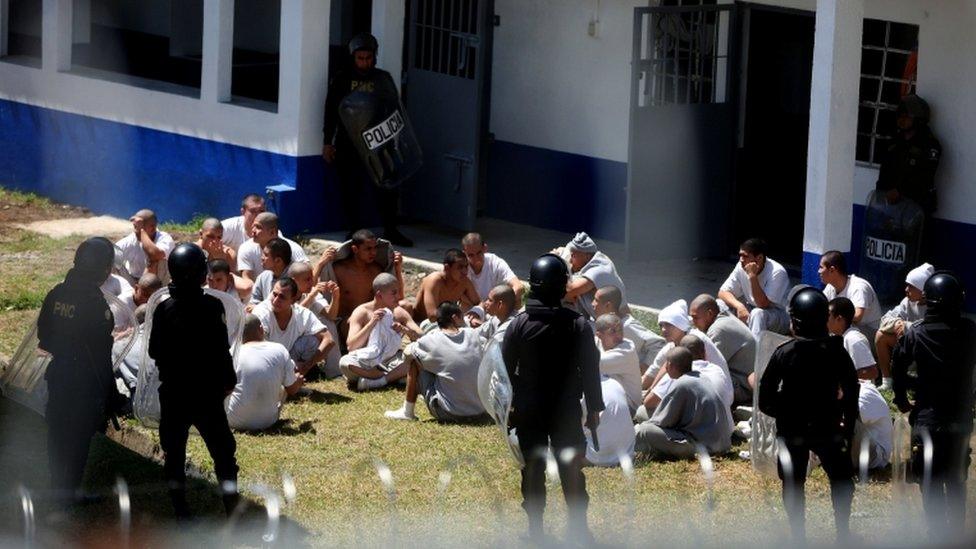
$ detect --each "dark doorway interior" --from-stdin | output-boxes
[328,0,373,80]
[735,7,814,266]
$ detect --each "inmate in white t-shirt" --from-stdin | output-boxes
[220,215,247,252]
[238,238,308,277]
[225,341,298,431]
[115,230,175,280]
[467,253,517,301]
[719,257,790,308]
[858,381,893,469]
[252,301,326,352]
[824,274,883,330]
[582,377,635,467]
[597,338,642,413]
[841,327,876,370]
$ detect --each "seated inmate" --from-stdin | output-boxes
[461,232,524,304]
[582,376,636,467]
[238,212,307,281]
[288,261,342,378]
[206,259,254,303]
[225,314,305,431]
[385,302,488,422]
[196,217,238,272]
[593,313,643,415]
[591,285,665,375]
[477,284,519,349]
[411,248,481,324]
[634,347,732,459]
[560,232,626,321]
[874,262,933,391]
[251,277,334,376]
[690,294,757,405]
[827,298,892,470]
[221,193,266,252]
[250,238,294,305]
[819,250,882,335]
[340,273,422,391]
[115,208,174,284]
[718,238,791,339]
[642,299,727,393]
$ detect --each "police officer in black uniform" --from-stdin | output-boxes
[892,271,975,540]
[501,254,603,543]
[37,237,118,505]
[759,287,859,543]
[323,32,412,247]
[148,243,239,518]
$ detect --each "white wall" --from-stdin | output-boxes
[490,0,643,163]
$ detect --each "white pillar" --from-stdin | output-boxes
[279,0,331,154]
[72,0,90,44]
[371,0,405,89]
[42,0,72,71]
[0,0,9,57]
[801,0,863,285]
[201,0,234,103]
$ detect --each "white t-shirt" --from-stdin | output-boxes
[858,381,893,469]
[101,273,132,297]
[597,338,642,413]
[645,328,728,382]
[115,230,175,280]
[238,237,308,277]
[574,252,626,320]
[719,257,790,308]
[250,270,279,304]
[220,215,248,252]
[841,327,876,371]
[582,377,635,467]
[252,301,326,352]
[467,253,517,301]
[825,274,882,330]
[225,341,298,431]
[306,293,341,374]
[653,359,734,409]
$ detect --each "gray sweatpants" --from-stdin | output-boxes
[634,422,698,459]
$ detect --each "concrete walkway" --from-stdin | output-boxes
[308,217,736,312]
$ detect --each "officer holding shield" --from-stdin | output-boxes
[323,32,413,247]
[501,254,603,543]
[37,237,118,506]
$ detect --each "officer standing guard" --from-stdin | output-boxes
[758,287,859,543]
[148,243,239,518]
[501,254,603,543]
[322,32,413,247]
[37,237,118,506]
[892,272,975,541]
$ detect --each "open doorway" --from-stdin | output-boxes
[734,6,814,266]
[329,0,373,79]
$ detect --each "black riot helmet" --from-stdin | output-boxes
[167,243,208,288]
[789,287,829,338]
[349,32,379,55]
[529,254,569,305]
[897,94,930,126]
[73,236,115,281]
[923,271,964,317]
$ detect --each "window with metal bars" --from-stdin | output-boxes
[856,19,919,165]
[638,1,729,106]
[413,0,479,79]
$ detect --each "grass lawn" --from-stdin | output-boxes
[2,185,974,546]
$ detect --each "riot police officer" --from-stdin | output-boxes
[37,237,118,505]
[876,94,942,216]
[758,287,859,543]
[322,32,412,246]
[501,254,603,542]
[892,272,975,540]
[148,243,239,518]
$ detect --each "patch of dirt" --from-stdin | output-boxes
[15,216,132,240]
[0,196,90,226]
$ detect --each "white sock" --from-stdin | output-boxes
[881,377,893,387]
[384,401,417,420]
[404,401,415,416]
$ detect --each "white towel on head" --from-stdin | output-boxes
[568,232,598,254]
[906,263,935,290]
[658,299,690,332]
[346,308,402,367]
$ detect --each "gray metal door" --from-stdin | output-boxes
[626,4,737,260]
[402,0,493,231]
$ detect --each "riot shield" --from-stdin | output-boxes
[132,288,245,427]
[750,331,793,476]
[477,340,524,467]
[0,290,138,416]
[338,75,423,190]
[860,190,925,303]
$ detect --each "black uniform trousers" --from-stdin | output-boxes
[911,413,972,537]
[45,371,106,499]
[159,391,238,511]
[334,153,398,233]
[777,433,855,538]
[516,401,589,528]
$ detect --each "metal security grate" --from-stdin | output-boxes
[856,19,919,165]
[412,0,480,79]
[634,3,731,106]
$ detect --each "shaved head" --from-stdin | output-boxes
[665,347,693,374]
[679,334,705,360]
[201,217,223,231]
[134,209,157,224]
[690,294,720,315]
[595,286,623,312]
[489,284,516,312]
[462,232,485,247]
[254,212,279,231]
[243,314,264,343]
[373,272,399,293]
